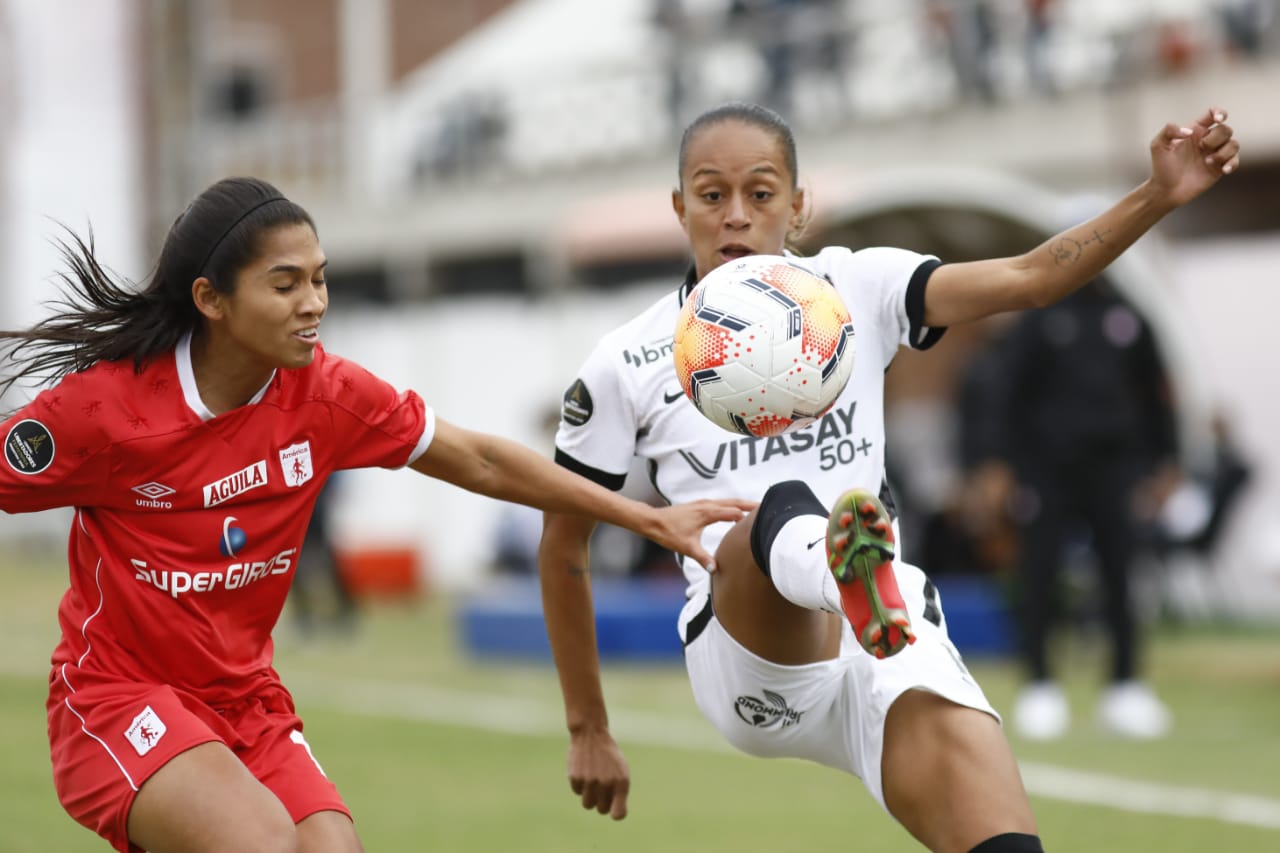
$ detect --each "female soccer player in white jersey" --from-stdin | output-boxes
[540,102,1239,852]
[0,176,751,853]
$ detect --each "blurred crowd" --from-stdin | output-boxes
[651,0,1279,124]
[409,0,1277,183]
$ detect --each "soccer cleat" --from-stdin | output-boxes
[826,489,916,659]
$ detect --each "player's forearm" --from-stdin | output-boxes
[539,516,611,734]
[925,181,1174,327]
[478,435,658,535]
[1017,180,1173,308]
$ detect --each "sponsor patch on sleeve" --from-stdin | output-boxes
[5,419,55,475]
[561,379,594,427]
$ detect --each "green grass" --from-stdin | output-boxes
[3,557,1280,850]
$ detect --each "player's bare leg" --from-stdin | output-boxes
[882,690,1038,853]
[297,810,364,852]
[127,741,298,852]
[711,507,844,665]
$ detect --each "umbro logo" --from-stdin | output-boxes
[663,389,685,405]
[132,482,176,500]
[132,481,176,510]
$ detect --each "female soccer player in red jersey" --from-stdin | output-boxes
[540,103,1238,852]
[0,176,751,853]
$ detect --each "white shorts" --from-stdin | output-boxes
[679,561,998,811]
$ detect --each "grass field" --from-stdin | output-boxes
[2,557,1279,851]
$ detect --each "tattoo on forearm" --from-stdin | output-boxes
[1049,228,1112,267]
[567,562,589,578]
[1050,238,1082,266]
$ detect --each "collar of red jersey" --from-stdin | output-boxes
[175,331,277,422]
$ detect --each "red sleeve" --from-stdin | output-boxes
[317,353,433,470]
[0,373,112,513]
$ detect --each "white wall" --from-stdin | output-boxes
[0,0,143,541]
[1166,235,1280,617]
[1,0,143,329]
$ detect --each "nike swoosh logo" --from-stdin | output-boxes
[806,537,824,550]
[664,390,685,404]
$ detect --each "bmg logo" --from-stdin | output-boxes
[622,338,674,368]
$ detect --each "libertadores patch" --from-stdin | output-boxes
[5,419,55,474]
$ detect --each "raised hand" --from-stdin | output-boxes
[1150,107,1240,208]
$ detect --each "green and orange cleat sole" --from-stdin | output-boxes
[826,489,916,659]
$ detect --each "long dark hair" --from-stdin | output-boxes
[0,176,314,398]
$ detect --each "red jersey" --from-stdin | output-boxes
[0,336,432,705]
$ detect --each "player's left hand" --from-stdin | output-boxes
[648,498,757,571]
[567,727,631,820]
[1149,107,1240,207]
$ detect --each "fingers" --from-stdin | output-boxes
[1206,137,1241,175]
[609,781,630,820]
[698,498,757,520]
[575,778,630,820]
[1195,106,1228,129]
[688,545,716,572]
[1199,122,1239,174]
[707,504,750,523]
[1199,122,1232,146]
[1157,122,1193,145]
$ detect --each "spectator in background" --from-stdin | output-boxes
[926,0,999,103]
[961,278,1178,740]
[1025,0,1057,96]
[1218,0,1273,59]
[729,0,850,118]
[653,0,696,130]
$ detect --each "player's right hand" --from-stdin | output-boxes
[567,727,630,820]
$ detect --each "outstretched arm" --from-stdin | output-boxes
[540,510,630,819]
[409,417,752,567]
[924,107,1240,327]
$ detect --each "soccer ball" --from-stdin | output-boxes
[672,255,855,437]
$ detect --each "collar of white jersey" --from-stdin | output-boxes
[175,330,277,421]
[677,250,800,305]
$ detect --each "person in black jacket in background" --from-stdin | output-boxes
[962,278,1178,740]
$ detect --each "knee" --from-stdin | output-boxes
[750,480,826,575]
[884,689,1006,771]
[882,691,1036,850]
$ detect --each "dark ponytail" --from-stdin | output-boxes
[0,176,314,399]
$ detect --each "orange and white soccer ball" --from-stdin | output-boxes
[673,255,855,437]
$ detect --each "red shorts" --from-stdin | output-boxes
[47,665,349,853]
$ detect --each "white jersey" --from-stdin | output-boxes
[554,246,943,598]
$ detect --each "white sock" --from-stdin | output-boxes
[766,514,843,614]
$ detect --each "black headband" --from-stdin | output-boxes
[197,195,286,276]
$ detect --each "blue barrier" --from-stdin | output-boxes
[458,574,1015,661]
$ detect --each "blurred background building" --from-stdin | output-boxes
[2,0,1278,618]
